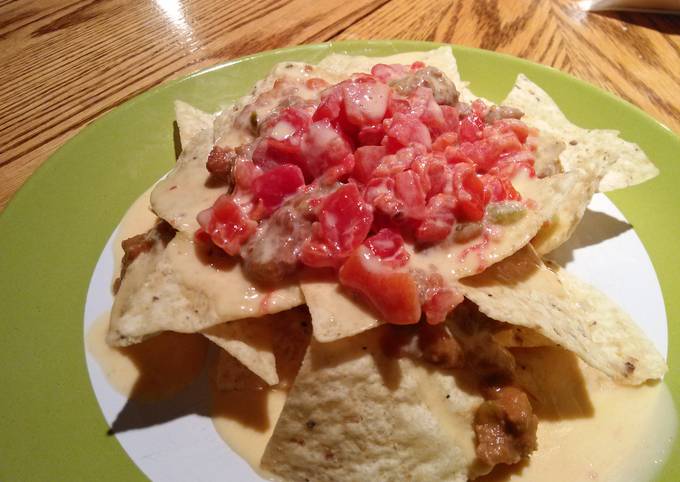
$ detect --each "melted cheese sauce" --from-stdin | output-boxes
[301,272,383,342]
[411,364,480,475]
[537,382,675,482]
[92,163,676,480]
[87,313,208,400]
[480,381,676,482]
[112,185,158,275]
[150,128,222,234]
[409,172,566,282]
[212,386,288,473]
[89,186,208,399]
[210,368,676,481]
[164,235,303,321]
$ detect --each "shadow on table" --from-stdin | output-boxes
[591,10,680,34]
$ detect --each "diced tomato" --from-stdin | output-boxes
[460,141,492,173]
[471,99,488,116]
[406,86,431,118]
[300,119,353,180]
[490,152,536,179]
[459,116,483,143]
[194,226,211,244]
[320,154,355,185]
[364,177,402,218]
[432,131,458,153]
[357,124,385,146]
[233,158,263,191]
[494,118,530,143]
[370,63,409,83]
[385,113,432,150]
[313,85,344,122]
[251,164,305,215]
[200,62,540,311]
[300,184,373,268]
[445,129,524,174]
[251,107,311,171]
[354,145,387,183]
[342,79,391,127]
[423,289,458,324]
[484,133,523,170]
[394,170,427,217]
[459,102,487,143]
[411,153,449,197]
[364,228,409,268]
[260,106,311,140]
[415,194,457,244]
[339,245,421,324]
[386,97,412,117]
[197,195,256,256]
[373,145,420,178]
[441,105,460,133]
[371,154,402,178]
[482,175,521,203]
[423,286,463,324]
[416,218,451,245]
[263,138,303,165]
[429,162,451,197]
[412,271,463,324]
[410,87,449,138]
[491,130,523,154]
[452,163,486,222]
[306,77,329,90]
[444,144,469,165]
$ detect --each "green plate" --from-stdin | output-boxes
[0,40,678,480]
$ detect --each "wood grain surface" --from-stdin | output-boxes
[1,0,679,210]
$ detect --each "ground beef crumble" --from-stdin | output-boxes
[114,221,175,293]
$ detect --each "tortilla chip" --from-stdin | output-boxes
[205,318,279,386]
[108,224,178,346]
[261,327,486,481]
[300,270,383,343]
[531,168,602,255]
[456,245,667,384]
[204,308,311,387]
[301,172,578,343]
[213,62,344,147]
[410,172,578,281]
[159,63,346,235]
[492,325,554,348]
[150,127,223,233]
[174,100,214,147]
[503,74,658,191]
[511,346,595,420]
[530,107,616,255]
[214,350,267,391]
[108,233,304,346]
[318,46,473,101]
[159,50,471,236]
[530,131,564,178]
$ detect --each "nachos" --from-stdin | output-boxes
[106,47,665,481]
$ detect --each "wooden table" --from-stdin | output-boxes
[1,0,679,211]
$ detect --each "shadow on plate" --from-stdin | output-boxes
[549,208,632,265]
[107,364,211,435]
[107,341,272,435]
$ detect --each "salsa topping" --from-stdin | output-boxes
[197,62,537,325]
